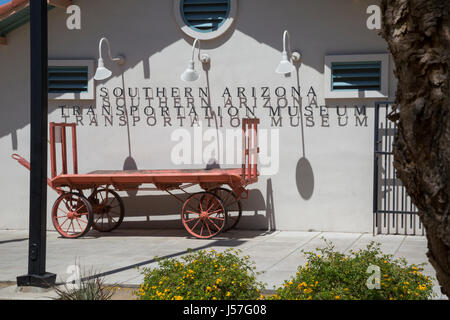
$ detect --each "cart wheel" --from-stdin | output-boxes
[52,192,93,238]
[210,188,242,232]
[182,192,227,239]
[89,188,125,232]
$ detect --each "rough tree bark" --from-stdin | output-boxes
[380,0,450,297]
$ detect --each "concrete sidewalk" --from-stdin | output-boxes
[0,229,446,299]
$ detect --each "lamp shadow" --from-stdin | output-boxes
[291,59,315,201]
[296,157,314,200]
[120,72,139,197]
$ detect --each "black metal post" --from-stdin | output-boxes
[16,0,56,288]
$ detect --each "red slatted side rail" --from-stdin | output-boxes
[241,118,260,182]
[49,122,78,179]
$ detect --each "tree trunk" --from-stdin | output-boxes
[380,0,450,297]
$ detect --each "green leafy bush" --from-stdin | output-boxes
[270,240,434,300]
[136,249,265,300]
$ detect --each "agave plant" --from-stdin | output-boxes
[54,266,114,300]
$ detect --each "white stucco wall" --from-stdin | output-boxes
[0,0,395,233]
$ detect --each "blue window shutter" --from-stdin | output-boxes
[181,0,230,33]
[331,62,381,91]
[48,66,88,93]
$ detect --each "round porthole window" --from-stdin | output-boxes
[173,0,238,40]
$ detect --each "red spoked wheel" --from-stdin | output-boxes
[89,188,125,232]
[210,188,242,232]
[52,192,93,238]
[181,192,227,239]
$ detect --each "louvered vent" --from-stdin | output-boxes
[181,0,230,32]
[48,66,88,93]
[331,62,381,91]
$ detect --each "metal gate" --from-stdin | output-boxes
[373,102,424,236]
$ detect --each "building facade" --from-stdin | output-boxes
[0,0,398,233]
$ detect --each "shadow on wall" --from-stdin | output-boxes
[118,187,270,231]
[1,0,386,233]
[296,157,314,200]
[0,0,382,146]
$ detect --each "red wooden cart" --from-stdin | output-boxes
[12,118,260,239]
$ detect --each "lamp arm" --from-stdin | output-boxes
[283,30,292,56]
[191,38,201,62]
[283,30,301,62]
[99,37,123,63]
[190,38,210,64]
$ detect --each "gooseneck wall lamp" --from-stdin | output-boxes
[276,30,301,74]
[94,37,125,81]
[181,38,211,82]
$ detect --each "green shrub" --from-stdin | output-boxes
[270,240,434,300]
[136,249,265,300]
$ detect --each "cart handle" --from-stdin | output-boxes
[11,153,62,194]
[11,154,30,170]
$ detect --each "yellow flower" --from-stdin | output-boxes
[206,286,212,292]
[226,292,231,297]
[212,297,217,300]
[216,278,222,285]
[335,296,340,300]
[174,295,184,300]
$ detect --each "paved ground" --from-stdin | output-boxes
[0,229,446,300]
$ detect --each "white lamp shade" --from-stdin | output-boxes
[181,61,199,82]
[94,58,112,81]
[94,67,112,81]
[276,52,295,74]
